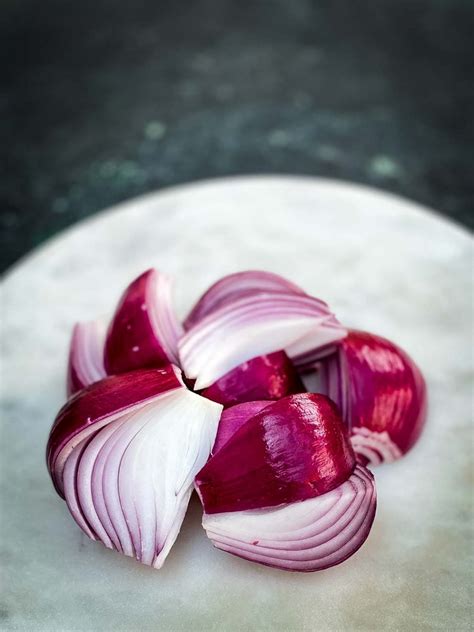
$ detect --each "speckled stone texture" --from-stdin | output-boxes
[2,0,473,271]
[1,177,472,631]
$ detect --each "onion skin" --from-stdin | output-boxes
[195,393,356,514]
[104,269,182,375]
[201,351,305,407]
[184,270,305,329]
[47,366,184,496]
[212,400,272,454]
[320,329,427,464]
[202,464,376,572]
[67,320,107,397]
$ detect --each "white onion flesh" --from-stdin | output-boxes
[62,389,222,568]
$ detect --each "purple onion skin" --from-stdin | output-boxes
[342,330,427,457]
[201,351,305,408]
[104,270,169,374]
[195,393,356,514]
[47,366,182,496]
[212,401,272,454]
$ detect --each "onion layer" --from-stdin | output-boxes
[179,293,347,390]
[47,366,185,496]
[201,351,305,407]
[184,270,306,329]
[104,269,183,374]
[319,329,427,464]
[195,393,356,514]
[47,368,223,568]
[351,427,402,465]
[202,464,376,572]
[67,319,107,397]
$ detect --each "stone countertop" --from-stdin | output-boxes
[2,0,473,271]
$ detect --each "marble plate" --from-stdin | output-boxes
[1,176,472,631]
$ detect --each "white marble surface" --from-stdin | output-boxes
[1,176,472,631]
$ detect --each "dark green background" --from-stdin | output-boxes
[2,0,473,272]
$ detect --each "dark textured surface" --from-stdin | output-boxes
[2,0,473,272]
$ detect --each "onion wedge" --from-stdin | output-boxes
[180,294,347,390]
[104,269,183,374]
[184,270,306,329]
[202,465,376,572]
[46,366,222,568]
[195,393,355,514]
[319,329,427,464]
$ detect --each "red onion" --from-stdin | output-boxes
[201,351,305,407]
[67,319,107,397]
[47,269,430,574]
[179,294,347,390]
[46,366,222,568]
[195,393,356,514]
[104,269,182,375]
[319,329,427,465]
[202,464,376,572]
[184,270,305,329]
